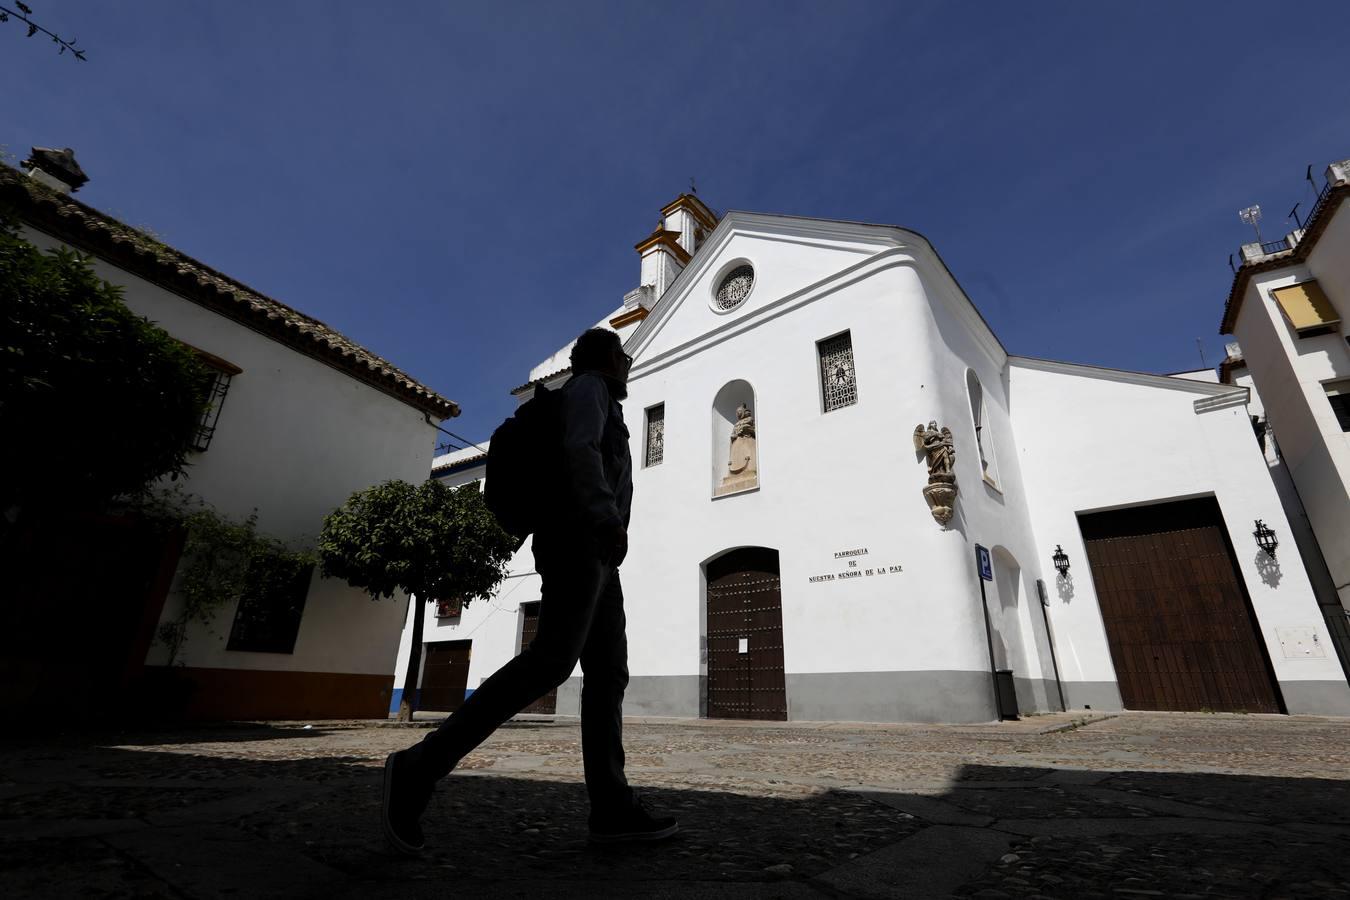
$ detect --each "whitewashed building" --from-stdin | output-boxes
[6,151,454,720]
[395,191,1350,723]
[1219,158,1350,609]
[1217,156,1350,681]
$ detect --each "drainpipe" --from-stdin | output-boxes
[1036,579,1069,712]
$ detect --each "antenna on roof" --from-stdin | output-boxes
[1196,338,1208,370]
[689,176,697,195]
[1238,205,1263,243]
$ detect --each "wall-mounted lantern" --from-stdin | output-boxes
[1052,544,1070,578]
[1253,519,1279,558]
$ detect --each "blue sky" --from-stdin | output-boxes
[6,1,1349,443]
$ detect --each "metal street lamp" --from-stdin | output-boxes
[1052,545,1070,578]
[1253,520,1279,558]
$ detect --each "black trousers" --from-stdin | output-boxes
[406,530,633,813]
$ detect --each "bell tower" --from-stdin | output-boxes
[610,192,719,330]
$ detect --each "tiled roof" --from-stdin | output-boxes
[0,166,458,418]
[1219,182,1350,335]
[431,452,487,476]
[511,365,572,395]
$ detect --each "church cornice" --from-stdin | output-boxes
[625,211,1010,380]
[609,307,649,328]
[660,193,719,232]
[634,229,692,264]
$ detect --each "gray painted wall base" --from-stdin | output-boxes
[556,677,581,716]
[786,670,999,723]
[560,671,1133,724]
[1280,680,1350,717]
[1014,677,1062,714]
[1061,681,1124,712]
[559,672,1348,721]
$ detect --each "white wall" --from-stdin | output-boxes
[24,226,438,677]
[1231,212,1350,607]
[1011,360,1350,713]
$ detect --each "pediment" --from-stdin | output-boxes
[625,212,918,376]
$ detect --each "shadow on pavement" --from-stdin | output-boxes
[1,738,1348,898]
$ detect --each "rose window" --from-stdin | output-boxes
[714,264,754,311]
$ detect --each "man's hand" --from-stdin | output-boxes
[598,523,628,568]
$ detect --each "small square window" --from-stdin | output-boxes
[818,332,857,412]
[436,597,463,619]
[645,403,665,467]
[226,558,313,654]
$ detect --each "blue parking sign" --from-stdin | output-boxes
[975,545,993,581]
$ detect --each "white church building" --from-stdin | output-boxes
[394,192,1350,723]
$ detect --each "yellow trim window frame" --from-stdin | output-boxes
[1271,280,1340,336]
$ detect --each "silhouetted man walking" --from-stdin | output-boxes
[381,328,677,854]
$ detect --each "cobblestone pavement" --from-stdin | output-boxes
[3,711,1350,898]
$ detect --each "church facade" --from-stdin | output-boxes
[394,194,1350,723]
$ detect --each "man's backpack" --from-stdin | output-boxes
[484,382,564,546]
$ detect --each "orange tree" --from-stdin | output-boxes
[318,479,517,721]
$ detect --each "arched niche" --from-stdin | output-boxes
[711,380,759,497]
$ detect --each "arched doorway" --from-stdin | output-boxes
[705,547,787,720]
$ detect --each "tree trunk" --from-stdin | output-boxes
[397,596,426,723]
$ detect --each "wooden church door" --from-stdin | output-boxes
[706,548,787,720]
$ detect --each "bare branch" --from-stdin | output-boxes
[0,4,86,61]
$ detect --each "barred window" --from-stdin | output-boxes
[436,597,464,618]
[188,348,241,452]
[817,332,857,412]
[645,403,665,467]
[225,557,314,654]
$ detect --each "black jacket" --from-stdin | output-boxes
[558,372,632,531]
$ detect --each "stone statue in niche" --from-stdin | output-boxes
[913,420,958,526]
[716,402,759,496]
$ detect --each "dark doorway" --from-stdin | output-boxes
[1079,497,1282,713]
[419,640,472,713]
[0,513,183,720]
[705,547,787,720]
[519,602,557,714]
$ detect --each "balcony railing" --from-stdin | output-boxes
[1233,170,1337,270]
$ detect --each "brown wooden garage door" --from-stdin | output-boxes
[1080,498,1282,713]
[420,640,472,713]
[519,602,557,714]
[706,548,787,720]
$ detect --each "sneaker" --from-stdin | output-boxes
[588,797,679,844]
[382,750,432,855]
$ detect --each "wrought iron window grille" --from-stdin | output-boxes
[645,404,665,466]
[192,368,233,452]
[818,332,858,412]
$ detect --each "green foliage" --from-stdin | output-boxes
[142,490,316,665]
[0,210,209,517]
[319,479,517,605]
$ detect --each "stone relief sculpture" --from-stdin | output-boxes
[716,402,759,495]
[913,420,958,526]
